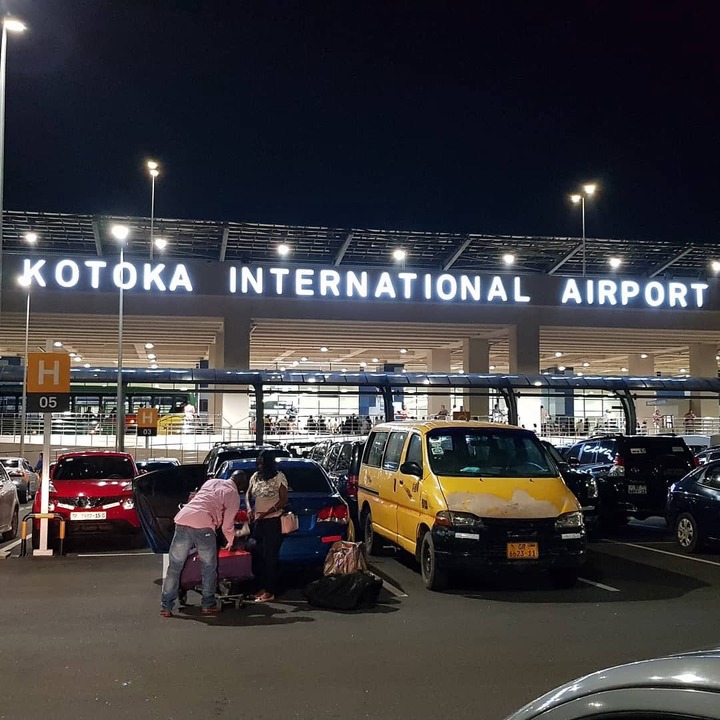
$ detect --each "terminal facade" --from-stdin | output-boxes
[0,210,719,436]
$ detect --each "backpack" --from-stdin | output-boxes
[322,540,368,576]
[304,572,383,611]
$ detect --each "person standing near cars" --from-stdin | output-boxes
[247,449,289,603]
[160,470,246,618]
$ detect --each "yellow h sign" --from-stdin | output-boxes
[27,353,71,393]
[137,407,159,428]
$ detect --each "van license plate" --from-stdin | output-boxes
[506,542,539,559]
[70,511,107,521]
[627,484,647,495]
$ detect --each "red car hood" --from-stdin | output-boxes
[51,480,132,498]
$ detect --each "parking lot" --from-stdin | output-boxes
[2,513,720,720]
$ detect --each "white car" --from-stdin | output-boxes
[506,648,720,719]
[0,464,20,541]
[0,457,39,503]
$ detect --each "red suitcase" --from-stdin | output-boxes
[179,548,253,609]
[180,548,253,590]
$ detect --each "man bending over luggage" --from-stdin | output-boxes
[160,470,247,617]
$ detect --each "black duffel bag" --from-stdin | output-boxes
[304,572,383,611]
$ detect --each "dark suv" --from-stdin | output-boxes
[315,440,364,530]
[563,435,696,524]
[203,443,291,478]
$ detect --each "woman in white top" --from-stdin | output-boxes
[247,449,288,602]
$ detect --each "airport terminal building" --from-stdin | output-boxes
[1,209,719,436]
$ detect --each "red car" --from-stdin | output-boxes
[32,451,139,549]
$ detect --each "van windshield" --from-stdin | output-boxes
[427,428,557,478]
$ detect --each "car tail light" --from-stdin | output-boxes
[317,504,349,524]
[346,473,359,497]
[693,456,700,468]
[321,535,343,544]
[608,454,625,477]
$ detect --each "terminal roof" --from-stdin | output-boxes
[2,209,714,277]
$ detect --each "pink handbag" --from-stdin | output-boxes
[281,512,299,534]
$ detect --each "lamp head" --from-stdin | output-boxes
[583,183,597,196]
[570,194,582,204]
[111,224,130,242]
[3,18,27,32]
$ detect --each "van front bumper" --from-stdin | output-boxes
[432,518,586,571]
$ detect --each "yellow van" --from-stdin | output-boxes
[358,420,585,590]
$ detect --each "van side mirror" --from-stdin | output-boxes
[566,457,580,468]
[556,461,570,473]
[400,461,422,477]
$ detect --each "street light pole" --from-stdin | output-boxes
[111,224,130,452]
[147,160,159,261]
[0,17,27,331]
[570,183,596,277]
[18,275,30,459]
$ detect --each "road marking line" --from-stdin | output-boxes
[578,577,620,592]
[380,578,408,598]
[605,540,720,568]
[77,552,154,558]
[1,538,24,552]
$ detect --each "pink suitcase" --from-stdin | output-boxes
[180,548,253,591]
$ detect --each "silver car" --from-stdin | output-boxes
[506,649,720,719]
[0,464,20,541]
[0,457,39,503]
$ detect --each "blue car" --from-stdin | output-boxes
[215,458,351,565]
[667,459,720,553]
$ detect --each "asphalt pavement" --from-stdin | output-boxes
[2,518,720,720]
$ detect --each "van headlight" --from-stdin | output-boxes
[585,478,598,499]
[435,511,485,529]
[555,511,584,530]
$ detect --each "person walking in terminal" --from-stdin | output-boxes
[247,450,289,603]
[160,470,245,618]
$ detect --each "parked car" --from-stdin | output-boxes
[0,457,39,503]
[506,648,720,719]
[563,434,696,525]
[134,458,351,565]
[696,445,720,465]
[136,457,181,474]
[316,439,364,531]
[307,441,332,464]
[359,421,586,591]
[0,464,20,541]
[541,441,598,531]
[667,459,720,553]
[216,458,351,564]
[31,451,140,549]
[203,442,291,478]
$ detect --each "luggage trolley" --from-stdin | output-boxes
[179,547,253,611]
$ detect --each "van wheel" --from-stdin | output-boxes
[549,568,579,589]
[2,507,19,541]
[676,512,703,553]
[363,510,383,556]
[420,531,448,591]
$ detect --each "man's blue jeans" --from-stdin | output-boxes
[161,525,217,611]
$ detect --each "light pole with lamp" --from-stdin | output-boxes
[111,224,130,451]
[0,17,26,329]
[570,183,597,277]
[17,273,30,460]
[147,160,159,261]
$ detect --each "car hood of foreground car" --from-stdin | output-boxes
[506,649,720,719]
[50,479,132,498]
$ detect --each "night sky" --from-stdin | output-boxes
[3,1,719,244]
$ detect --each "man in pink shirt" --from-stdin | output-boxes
[161,471,246,617]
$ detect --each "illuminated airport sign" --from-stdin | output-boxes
[16,258,713,310]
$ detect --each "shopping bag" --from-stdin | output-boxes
[323,540,368,576]
[281,512,299,534]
